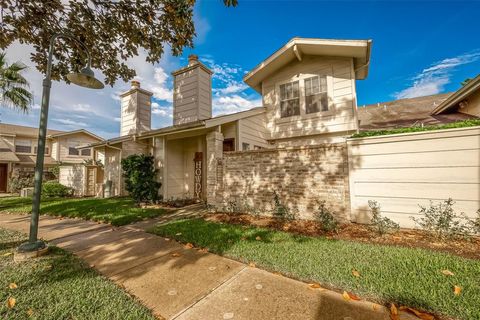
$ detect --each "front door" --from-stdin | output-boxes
[0,164,8,193]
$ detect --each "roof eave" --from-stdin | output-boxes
[431,74,480,115]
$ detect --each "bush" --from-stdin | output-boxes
[272,191,296,220]
[42,181,73,197]
[9,174,34,193]
[368,200,399,235]
[314,200,339,233]
[121,154,161,204]
[467,209,480,235]
[412,198,470,239]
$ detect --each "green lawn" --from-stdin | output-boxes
[0,228,155,320]
[0,196,167,226]
[149,218,480,320]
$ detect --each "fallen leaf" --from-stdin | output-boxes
[1,252,12,257]
[8,283,17,290]
[198,248,208,253]
[342,291,351,301]
[273,272,282,276]
[175,232,182,236]
[441,269,454,276]
[352,269,360,278]
[372,304,379,311]
[171,252,181,257]
[399,306,434,320]
[184,243,194,249]
[347,292,361,301]
[26,309,34,317]
[255,236,262,241]
[248,262,256,268]
[6,297,16,309]
[390,303,399,320]
[454,285,462,296]
[164,238,171,241]
[309,283,322,289]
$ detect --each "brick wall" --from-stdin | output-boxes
[217,143,350,221]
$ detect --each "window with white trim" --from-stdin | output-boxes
[305,75,328,113]
[279,81,300,118]
[81,148,91,156]
[15,139,31,153]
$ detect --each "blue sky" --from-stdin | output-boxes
[2,1,480,138]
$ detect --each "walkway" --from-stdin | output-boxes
[0,213,415,320]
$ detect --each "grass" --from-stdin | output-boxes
[0,227,155,320]
[149,218,480,320]
[351,119,480,138]
[0,196,167,226]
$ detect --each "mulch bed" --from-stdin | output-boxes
[205,213,480,260]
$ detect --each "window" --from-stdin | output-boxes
[242,143,250,151]
[223,138,235,152]
[68,146,80,156]
[33,146,50,155]
[15,140,31,153]
[305,75,328,114]
[279,81,300,118]
[81,148,91,156]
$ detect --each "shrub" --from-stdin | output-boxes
[121,154,161,204]
[272,190,296,220]
[9,174,34,193]
[42,181,73,197]
[467,209,480,235]
[225,199,242,215]
[314,200,339,233]
[412,198,469,239]
[368,200,399,235]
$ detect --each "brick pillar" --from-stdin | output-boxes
[206,130,224,206]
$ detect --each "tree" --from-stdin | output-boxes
[0,52,32,112]
[0,0,237,86]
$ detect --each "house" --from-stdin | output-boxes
[83,37,479,225]
[0,123,103,194]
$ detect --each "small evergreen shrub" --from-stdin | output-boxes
[412,198,469,239]
[368,200,399,235]
[9,174,34,193]
[314,200,339,233]
[42,181,73,197]
[121,154,161,204]
[467,209,480,235]
[272,190,296,220]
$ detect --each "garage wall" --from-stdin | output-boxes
[347,126,480,227]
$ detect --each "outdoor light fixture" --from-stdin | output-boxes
[17,33,103,254]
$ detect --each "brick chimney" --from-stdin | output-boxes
[171,54,213,125]
[119,81,153,136]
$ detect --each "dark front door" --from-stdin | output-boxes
[0,164,8,193]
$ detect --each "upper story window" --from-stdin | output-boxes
[15,139,31,153]
[68,146,80,156]
[34,146,50,155]
[279,81,300,118]
[80,148,91,156]
[305,75,328,113]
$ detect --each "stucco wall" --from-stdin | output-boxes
[216,143,350,221]
[348,126,480,228]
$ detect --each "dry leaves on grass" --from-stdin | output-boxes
[6,297,16,309]
[454,285,462,296]
[342,291,361,301]
[26,309,34,317]
[248,262,256,268]
[171,252,181,258]
[441,269,454,276]
[352,269,360,278]
[184,243,194,249]
[308,283,322,289]
[1,252,12,257]
[8,283,17,289]
[198,248,208,253]
[399,306,435,320]
[390,303,399,320]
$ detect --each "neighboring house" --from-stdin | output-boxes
[0,123,103,194]
[83,37,479,223]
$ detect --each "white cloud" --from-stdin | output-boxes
[147,67,173,102]
[394,51,480,99]
[213,95,262,115]
[53,118,87,127]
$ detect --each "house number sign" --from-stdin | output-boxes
[194,152,203,199]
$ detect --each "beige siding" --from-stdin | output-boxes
[59,165,85,196]
[238,113,269,149]
[173,66,212,125]
[348,126,480,227]
[460,89,480,117]
[51,141,58,161]
[120,90,152,136]
[56,132,99,163]
[262,56,357,143]
[104,146,121,197]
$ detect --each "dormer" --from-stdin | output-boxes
[243,38,372,146]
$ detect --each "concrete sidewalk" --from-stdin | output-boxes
[0,213,414,320]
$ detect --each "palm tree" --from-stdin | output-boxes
[0,52,33,112]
